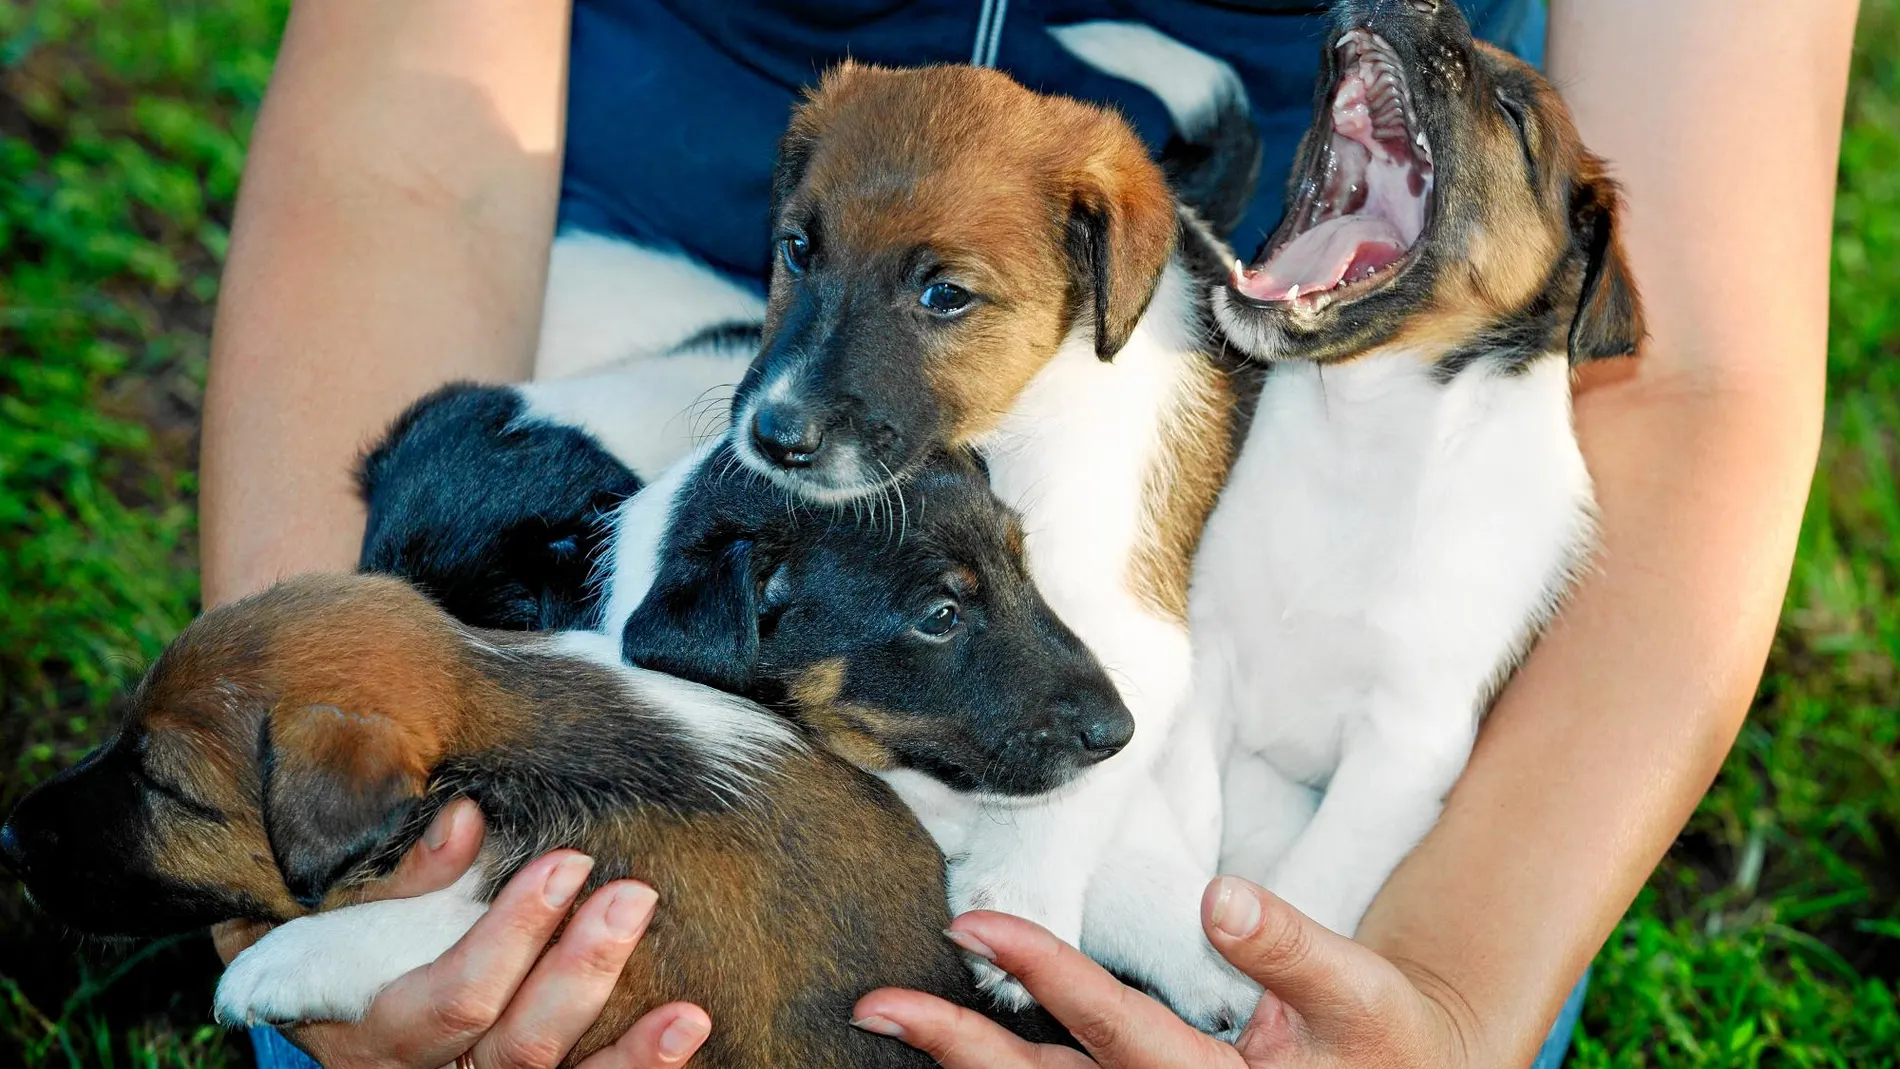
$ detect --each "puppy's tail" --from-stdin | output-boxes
[1049,21,1262,239]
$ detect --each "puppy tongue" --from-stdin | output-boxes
[1234,216,1407,302]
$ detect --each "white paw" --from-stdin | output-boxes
[1159,958,1263,1040]
[214,927,381,1026]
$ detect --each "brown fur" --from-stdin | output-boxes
[9,575,1056,1067]
[771,62,1181,443]
[771,62,1241,625]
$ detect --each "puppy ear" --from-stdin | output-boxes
[261,702,429,907]
[1567,169,1646,363]
[620,538,761,694]
[1064,115,1179,361]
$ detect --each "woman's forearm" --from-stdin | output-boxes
[200,0,571,607]
[1356,3,1858,1065]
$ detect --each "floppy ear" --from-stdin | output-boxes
[1064,117,1180,361]
[620,538,761,695]
[261,703,428,907]
[1567,169,1646,363]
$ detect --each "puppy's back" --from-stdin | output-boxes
[432,637,1058,1067]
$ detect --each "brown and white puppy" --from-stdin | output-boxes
[0,574,1076,1068]
[1198,0,1644,937]
[707,46,1268,1032]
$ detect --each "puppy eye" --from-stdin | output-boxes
[779,233,812,274]
[1495,92,1535,172]
[914,601,961,637]
[919,282,972,316]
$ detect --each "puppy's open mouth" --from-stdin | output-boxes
[1232,30,1434,307]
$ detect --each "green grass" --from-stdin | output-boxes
[1,0,1896,1066]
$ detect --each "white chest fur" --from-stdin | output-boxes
[1195,350,1594,936]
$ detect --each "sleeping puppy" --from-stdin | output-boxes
[358,324,762,632]
[1199,0,1644,936]
[0,558,1094,1065]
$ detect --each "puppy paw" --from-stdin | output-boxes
[968,957,1037,1013]
[214,931,379,1027]
[1161,964,1263,1041]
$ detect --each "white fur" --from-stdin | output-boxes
[548,628,803,792]
[897,264,1259,1030]
[1048,21,1245,140]
[214,868,489,1026]
[1196,351,1594,936]
[597,439,722,631]
[535,232,764,382]
[516,362,742,480]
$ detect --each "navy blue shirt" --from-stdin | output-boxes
[560,0,1545,288]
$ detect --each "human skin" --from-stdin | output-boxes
[199,0,1861,1066]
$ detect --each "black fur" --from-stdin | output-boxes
[1160,84,1264,240]
[357,382,641,631]
[623,443,1135,797]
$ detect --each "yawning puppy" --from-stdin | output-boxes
[704,42,1268,1030]
[0,574,1075,1067]
[1199,0,1644,936]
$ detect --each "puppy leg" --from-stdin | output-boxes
[1081,783,1261,1040]
[214,869,489,1026]
[945,770,1139,1009]
[1264,706,1475,937]
[1217,754,1320,886]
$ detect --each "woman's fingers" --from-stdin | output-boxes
[850,989,1091,1069]
[367,799,487,903]
[468,881,660,1069]
[575,1003,712,1069]
[211,918,276,965]
[296,851,597,1068]
[857,911,1237,1069]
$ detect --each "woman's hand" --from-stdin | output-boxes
[214,800,712,1069]
[851,876,1470,1069]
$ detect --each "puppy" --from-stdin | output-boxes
[358,386,1134,797]
[357,324,760,631]
[606,440,1136,800]
[697,43,1266,1030]
[1200,0,1644,936]
[0,566,1088,1066]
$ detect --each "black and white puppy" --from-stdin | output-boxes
[606,439,1138,799]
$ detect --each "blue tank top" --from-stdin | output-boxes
[560,0,1546,287]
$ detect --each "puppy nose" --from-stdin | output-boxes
[0,822,26,876]
[1078,713,1135,762]
[751,403,825,468]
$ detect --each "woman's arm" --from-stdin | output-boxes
[199,0,570,608]
[1355,2,1859,1063]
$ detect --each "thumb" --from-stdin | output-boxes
[1201,877,1381,1019]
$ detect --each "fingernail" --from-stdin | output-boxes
[945,928,997,962]
[851,1015,905,1039]
[658,1015,709,1059]
[544,855,594,907]
[604,883,658,937]
[1211,877,1262,939]
[423,803,461,850]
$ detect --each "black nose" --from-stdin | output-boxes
[751,403,825,468]
[0,822,26,877]
[1078,712,1135,762]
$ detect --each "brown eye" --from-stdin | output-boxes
[779,233,811,274]
[914,601,961,637]
[920,282,972,316]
